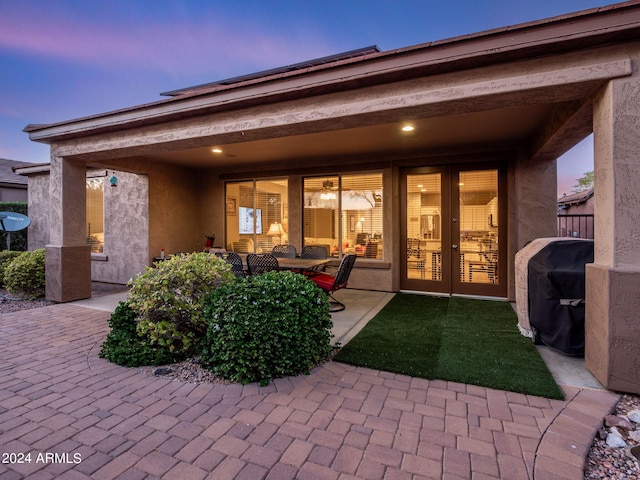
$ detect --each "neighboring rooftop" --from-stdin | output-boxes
[558,188,594,206]
[0,158,30,186]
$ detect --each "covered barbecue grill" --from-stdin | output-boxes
[515,238,594,356]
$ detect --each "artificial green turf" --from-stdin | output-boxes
[333,293,564,399]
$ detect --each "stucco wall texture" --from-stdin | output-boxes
[92,171,149,284]
[27,170,149,285]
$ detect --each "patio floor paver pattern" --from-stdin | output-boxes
[0,304,618,479]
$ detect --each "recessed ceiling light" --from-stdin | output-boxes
[211,147,223,154]
[401,124,415,132]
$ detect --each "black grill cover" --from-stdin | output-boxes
[527,239,594,356]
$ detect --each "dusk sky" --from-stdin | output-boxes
[0,1,614,195]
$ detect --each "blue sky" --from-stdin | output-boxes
[0,1,612,194]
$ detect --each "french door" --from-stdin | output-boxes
[401,164,506,297]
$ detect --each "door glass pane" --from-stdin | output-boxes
[406,173,441,281]
[459,169,498,284]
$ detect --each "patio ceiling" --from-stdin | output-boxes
[138,102,572,171]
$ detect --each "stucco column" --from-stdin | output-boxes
[45,155,91,302]
[509,154,557,300]
[586,74,640,393]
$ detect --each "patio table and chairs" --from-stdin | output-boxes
[232,253,330,276]
[215,250,352,310]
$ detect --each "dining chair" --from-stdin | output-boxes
[310,254,357,312]
[271,244,297,258]
[301,245,328,260]
[298,245,329,276]
[247,253,280,276]
[216,252,245,277]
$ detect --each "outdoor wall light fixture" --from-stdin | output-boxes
[401,124,415,132]
[109,175,118,187]
[211,147,223,154]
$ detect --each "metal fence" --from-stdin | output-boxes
[557,214,594,239]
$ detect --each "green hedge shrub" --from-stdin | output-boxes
[99,302,183,367]
[201,271,333,385]
[127,252,236,357]
[3,249,45,298]
[0,250,23,288]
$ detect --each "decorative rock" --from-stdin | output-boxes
[629,430,640,442]
[153,367,173,376]
[627,409,640,424]
[598,427,609,440]
[605,414,635,431]
[606,427,628,448]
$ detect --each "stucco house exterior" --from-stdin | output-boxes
[18,2,640,393]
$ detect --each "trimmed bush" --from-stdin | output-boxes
[127,252,236,356]
[201,271,333,385]
[3,249,45,298]
[99,301,183,366]
[0,250,22,288]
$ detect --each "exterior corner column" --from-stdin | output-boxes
[586,75,640,393]
[45,155,91,302]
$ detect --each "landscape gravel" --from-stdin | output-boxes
[3,293,640,478]
[585,393,640,479]
[0,289,53,313]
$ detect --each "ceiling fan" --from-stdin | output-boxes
[322,179,337,190]
[321,179,337,200]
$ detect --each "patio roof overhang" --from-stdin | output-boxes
[22,2,640,173]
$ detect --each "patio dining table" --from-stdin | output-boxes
[236,253,330,274]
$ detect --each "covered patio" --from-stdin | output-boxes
[20,3,640,393]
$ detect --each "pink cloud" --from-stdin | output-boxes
[0,4,331,77]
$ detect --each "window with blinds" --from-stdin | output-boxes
[86,178,104,253]
[225,179,289,253]
[304,173,383,259]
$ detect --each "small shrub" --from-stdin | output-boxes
[0,251,22,288]
[127,252,236,356]
[99,302,183,366]
[3,249,45,298]
[201,271,333,385]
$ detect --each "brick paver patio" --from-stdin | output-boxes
[0,304,619,479]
